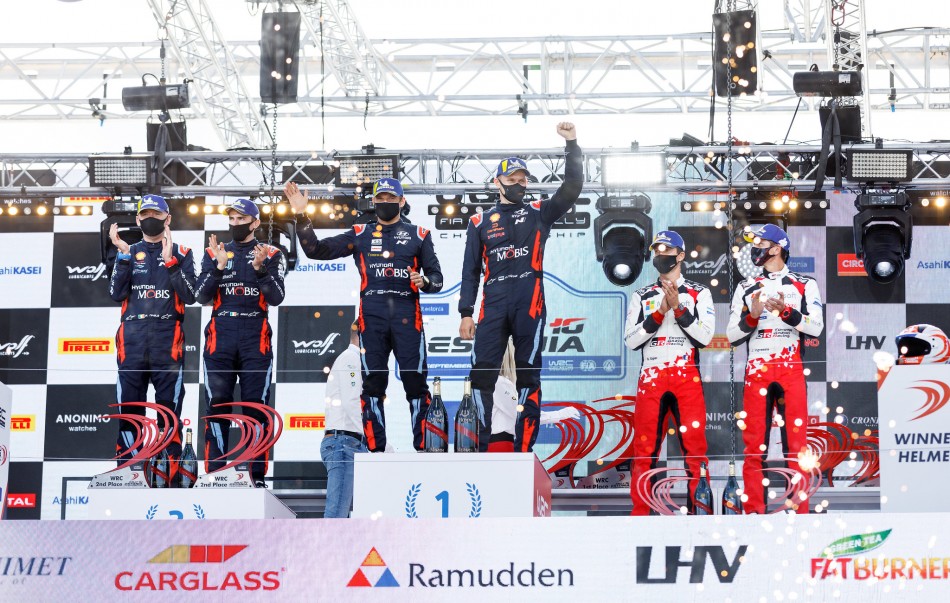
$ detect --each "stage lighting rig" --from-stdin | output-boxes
[593,195,653,287]
[846,149,913,183]
[88,154,152,190]
[853,190,912,284]
[121,83,191,112]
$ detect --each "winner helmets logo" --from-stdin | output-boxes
[347,548,574,590]
[0,334,34,358]
[906,379,950,422]
[115,545,282,592]
[58,338,113,354]
[66,263,107,281]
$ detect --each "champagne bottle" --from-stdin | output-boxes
[178,428,198,488]
[722,461,743,515]
[693,462,713,515]
[150,433,171,488]
[424,378,449,452]
[453,377,478,453]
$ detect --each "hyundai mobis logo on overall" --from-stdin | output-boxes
[347,547,574,590]
[115,545,282,592]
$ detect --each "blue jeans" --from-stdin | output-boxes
[321,434,366,518]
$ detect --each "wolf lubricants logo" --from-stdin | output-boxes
[810,529,950,580]
[115,545,282,591]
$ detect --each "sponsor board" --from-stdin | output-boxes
[51,233,114,307]
[2,513,950,599]
[0,310,49,385]
[276,306,354,383]
[415,276,627,381]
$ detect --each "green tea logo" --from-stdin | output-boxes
[819,529,892,559]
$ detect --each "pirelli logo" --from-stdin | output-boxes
[11,415,35,431]
[287,415,325,430]
[58,338,113,354]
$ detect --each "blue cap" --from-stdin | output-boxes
[137,194,169,215]
[744,224,790,250]
[228,198,260,219]
[495,157,531,178]
[373,178,404,198]
[650,230,685,251]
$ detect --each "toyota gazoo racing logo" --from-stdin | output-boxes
[494,245,530,262]
[115,545,282,591]
[649,336,686,348]
[66,263,107,281]
[374,263,410,279]
[291,332,340,356]
[0,334,34,358]
[132,284,171,299]
[907,379,950,422]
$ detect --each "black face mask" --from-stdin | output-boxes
[230,222,254,242]
[751,246,773,266]
[139,217,165,237]
[652,255,679,274]
[374,202,401,222]
[499,182,527,203]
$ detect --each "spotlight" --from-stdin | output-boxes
[333,154,399,187]
[88,154,152,189]
[121,83,190,112]
[793,71,862,97]
[853,191,911,284]
[188,204,199,215]
[846,149,913,183]
[593,195,653,287]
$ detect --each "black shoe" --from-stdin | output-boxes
[255,480,268,489]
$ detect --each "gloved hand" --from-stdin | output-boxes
[540,406,581,425]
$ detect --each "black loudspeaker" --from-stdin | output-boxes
[713,10,758,97]
[147,120,195,186]
[819,105,863,143]
[260,11,301,105]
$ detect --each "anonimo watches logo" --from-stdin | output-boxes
[346,547,574,590]
[115,544,282,591]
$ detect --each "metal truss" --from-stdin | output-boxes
[3,142,950,200]
[0,28,947,124]
[826,0,874,136]
[293,0,385,102]
[145,0,271,149]
[784,0,827,44]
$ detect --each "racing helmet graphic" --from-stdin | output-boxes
[895,324,950,365]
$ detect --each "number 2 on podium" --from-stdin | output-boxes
[435,490,449,518]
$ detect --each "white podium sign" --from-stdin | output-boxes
[879,365,950,512]
[0,383,10,519]
[353,452,552,519]
[86,488,296,520]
